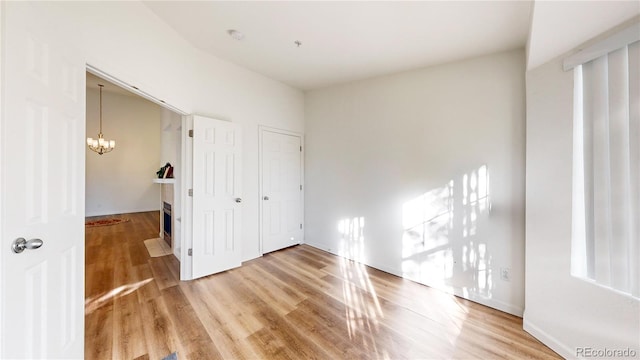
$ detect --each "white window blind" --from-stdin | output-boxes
[571,24,639,298]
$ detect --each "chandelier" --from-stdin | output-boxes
[87,84,115,155]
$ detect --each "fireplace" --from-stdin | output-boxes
[163,201,172,247]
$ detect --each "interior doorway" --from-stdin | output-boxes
[85,70,183,257]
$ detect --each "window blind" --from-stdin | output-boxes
[571,28,639,298]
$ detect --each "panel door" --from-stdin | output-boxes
[261,130,303,254]
[192,115,242,279]
[1,2,85,358]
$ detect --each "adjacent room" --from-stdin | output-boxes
[85,71,182,251]
[0,1,638,359]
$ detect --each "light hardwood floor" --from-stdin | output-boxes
[85,211,559,360]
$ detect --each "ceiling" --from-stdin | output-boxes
[86,72,139,97]
[528,1,640,70]
[143,1,533,91]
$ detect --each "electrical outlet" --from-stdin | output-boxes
[500,267,511,281]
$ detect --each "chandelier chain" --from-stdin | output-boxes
[87,83,115,155]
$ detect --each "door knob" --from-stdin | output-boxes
[235,198,242,203]
[12,238,43,253]
[263,196,269,200]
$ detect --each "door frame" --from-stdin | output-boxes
[0,2,4,356]
[258,126,305,255]
[180,115,193,280]
[84,67,192,275]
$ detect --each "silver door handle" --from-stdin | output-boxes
[235,198,242,203]
[12,238,43,253]
[263,196,269,200]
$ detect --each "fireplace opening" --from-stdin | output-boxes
[163,202,172,248]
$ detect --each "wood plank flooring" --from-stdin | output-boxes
[85,211,559,359]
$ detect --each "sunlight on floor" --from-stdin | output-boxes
[329,166,502,357]
[337,216,389,359]
[85,278,153,314]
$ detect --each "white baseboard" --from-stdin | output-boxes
[304,241,524,316]
[523,314,573,359]
[242,253,262,263]
[85,208,160,217]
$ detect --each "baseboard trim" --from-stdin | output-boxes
[304,241,524,316]
[85,208,160,217]
[523,314,573,359]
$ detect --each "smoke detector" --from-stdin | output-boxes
[227,29,245,41]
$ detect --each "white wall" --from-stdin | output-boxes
[160,109,181,171]
[524,16,640,358]
[85,88,161,217]
[160,108,182,255]
[24,1,304,261]
[304,49,526,315]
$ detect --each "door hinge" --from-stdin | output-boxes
[300,184,302,191]
[188,248,193,256]
[188,189,193,196]
[300,224,303,229]
[300,146,302,152]
[188,129,194,138]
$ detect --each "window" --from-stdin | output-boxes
[568,22,639,298]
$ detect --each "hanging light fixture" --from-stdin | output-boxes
[87,84,115,155]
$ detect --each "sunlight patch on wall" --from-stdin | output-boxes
[463,165,490,237]
[401,165,493,299]
[338,216,366,263]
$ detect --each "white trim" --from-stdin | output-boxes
[305,241,525,317]
[85,208,162,218]
[259,126,302,138]
[563,21,640,71]
[523,315,574,359]
[0,0,4,356]
[86,65,188,115]
[258,127,264,255]
[152,178,176,184]
[180,115,193,280]
[258,126,305,255]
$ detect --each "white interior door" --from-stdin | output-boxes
[191,115,242,279]
[1,2,84,358]
[261,130,303,254]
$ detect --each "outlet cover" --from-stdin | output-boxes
[500,267,511,281]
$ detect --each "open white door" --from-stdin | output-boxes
[191,115,242,279]
[261,129,303,254]
[1,2,84,358]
